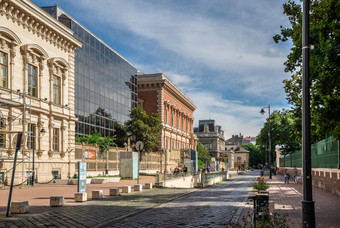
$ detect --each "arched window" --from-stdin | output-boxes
[0,27,22,89]
[48,58,69,106]
[21,44,49,99]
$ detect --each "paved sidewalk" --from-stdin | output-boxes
[266,174,340,228]
[0,176,197,227]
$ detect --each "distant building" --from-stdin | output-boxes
[226,133,256,146]
[194,120,226,170]
[225,145,250,170]
[138,73,197,172]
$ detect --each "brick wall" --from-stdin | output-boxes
[139,90,158,114]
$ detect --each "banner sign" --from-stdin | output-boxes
[84,151,96,159]
[77,162,87,193]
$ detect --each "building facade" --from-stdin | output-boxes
[225,145,250,170]
[194,120,226,158]
[0,0,81,183]
[42,6,138,137]
[138,73,197,172]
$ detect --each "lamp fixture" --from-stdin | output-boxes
[40,128,46,135]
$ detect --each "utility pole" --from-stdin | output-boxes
[302,0,315,227]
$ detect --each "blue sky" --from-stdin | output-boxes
[33,0,292,139]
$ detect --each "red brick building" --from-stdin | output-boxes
[138,73,197,171]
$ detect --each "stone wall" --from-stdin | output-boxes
[279,167,340,197]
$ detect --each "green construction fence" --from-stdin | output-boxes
[279,136,339,169]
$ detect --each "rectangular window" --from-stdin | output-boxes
[0,52,8,88]
[177,115,179,129]
[186,120,188,133]
[165,108,168,124]
[28,64,37,97]
[171,112,174,126]
[182,118,184,131]
[27,123,36,150]
[53,75,61,105]
[53,128,59,152]
[0,119,6,147]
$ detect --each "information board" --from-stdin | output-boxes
[77,162,87,193]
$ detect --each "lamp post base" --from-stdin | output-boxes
[301,200,315,228]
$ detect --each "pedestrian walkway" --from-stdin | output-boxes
[0,176,197,227]
[266,173,340,228]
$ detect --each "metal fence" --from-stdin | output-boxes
[280,136,339,169]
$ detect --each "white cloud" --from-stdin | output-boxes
[74,0,290,99]
[42,0,292,137]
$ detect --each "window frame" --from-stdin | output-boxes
[0,118,6,147]
[0,51,8,88]
[28,63,38,97]
[53,128,59,152]
[27,123,36,150]
[53,75,61,105]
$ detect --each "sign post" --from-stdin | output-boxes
[78,162,87,193]
[135,141,144,185]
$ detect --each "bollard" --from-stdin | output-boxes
[144,183,153,189]
[50,196,64,207]
[134,184,143,192]
[109,188,119,196]
[121,186,131,193]
[74,192,87,202]
[11,201,29,214]
[92,190,103,199]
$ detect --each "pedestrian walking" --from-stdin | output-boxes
[183,165,188,175]
[284,169,290,184]
[207,166,210,173]
[293,166,298,184]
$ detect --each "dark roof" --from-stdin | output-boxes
[225,145,249,153]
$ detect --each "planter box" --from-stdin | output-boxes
[69,179,78,185]
[91,178,107,184]
[54,179,69,185]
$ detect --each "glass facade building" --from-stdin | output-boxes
[42,6,138,137]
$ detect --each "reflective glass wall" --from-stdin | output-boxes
[43,6,138,137]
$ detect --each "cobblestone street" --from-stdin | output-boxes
[0,173,256,227]
[102,173,256,228]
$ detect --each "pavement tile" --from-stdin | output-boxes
[265,173,340,228]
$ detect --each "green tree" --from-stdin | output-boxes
[257,109,301,157]
[75,130,117,155]
[113,122,128,147]
[197,142,210,169]
[274,0,340,141]
[241,143,265,168]
[125,106,162,153]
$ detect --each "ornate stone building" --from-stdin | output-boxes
[194,119,226,170]
[0,0,81,184]
[138,73,197,172]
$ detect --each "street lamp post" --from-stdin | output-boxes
[260,105,272,179]
[302,0,315,227]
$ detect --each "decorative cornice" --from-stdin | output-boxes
[0,0,82,52]
[138,73,196,111]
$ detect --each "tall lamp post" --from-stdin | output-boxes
[260,105,272,179]
[302,0,315,227]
